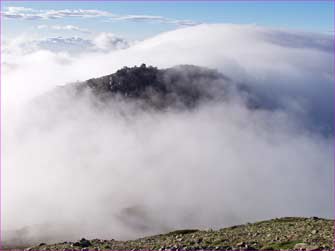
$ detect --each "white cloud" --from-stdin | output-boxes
[37,24,91,34]
[2,33,130,57]
[2,24,333,246]
[37,24,47,29]
[2,7,110,20]
[2,6,199,26]
[165,19,199,26]
[112,14,166,22]
[110,15,199,26]
[92,32,130,50]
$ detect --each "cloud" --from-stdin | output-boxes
[2,6,199,26]
[261,29,333,53]
[2,33,130,56]
[37,25,91,34]
[2,7,110,20]
[2,24,333,246]
[165,19,200,26]
[110,15,199,26]
[112,15,167,22]
[92,32,130,50]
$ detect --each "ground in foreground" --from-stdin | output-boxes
[22,217,334,250]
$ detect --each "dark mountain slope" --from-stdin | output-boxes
[73,64,237,109]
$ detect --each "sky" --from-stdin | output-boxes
[2,1,334,40]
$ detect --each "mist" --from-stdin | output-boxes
[2,24,333,246]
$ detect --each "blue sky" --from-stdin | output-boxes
[2,1,334,40]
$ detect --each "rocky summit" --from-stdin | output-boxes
[23,217,333,251]
[74,64,234,109]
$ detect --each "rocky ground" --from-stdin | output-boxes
[20,217,333,251]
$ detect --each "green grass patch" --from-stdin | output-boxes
[261,240,302,250]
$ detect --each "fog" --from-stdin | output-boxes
[2,24,333,246]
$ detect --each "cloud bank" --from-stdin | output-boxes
[2,24,333,246]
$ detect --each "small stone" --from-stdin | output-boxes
[306,246,319,251]
[311,230,317,234]
[294,243,319,251]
